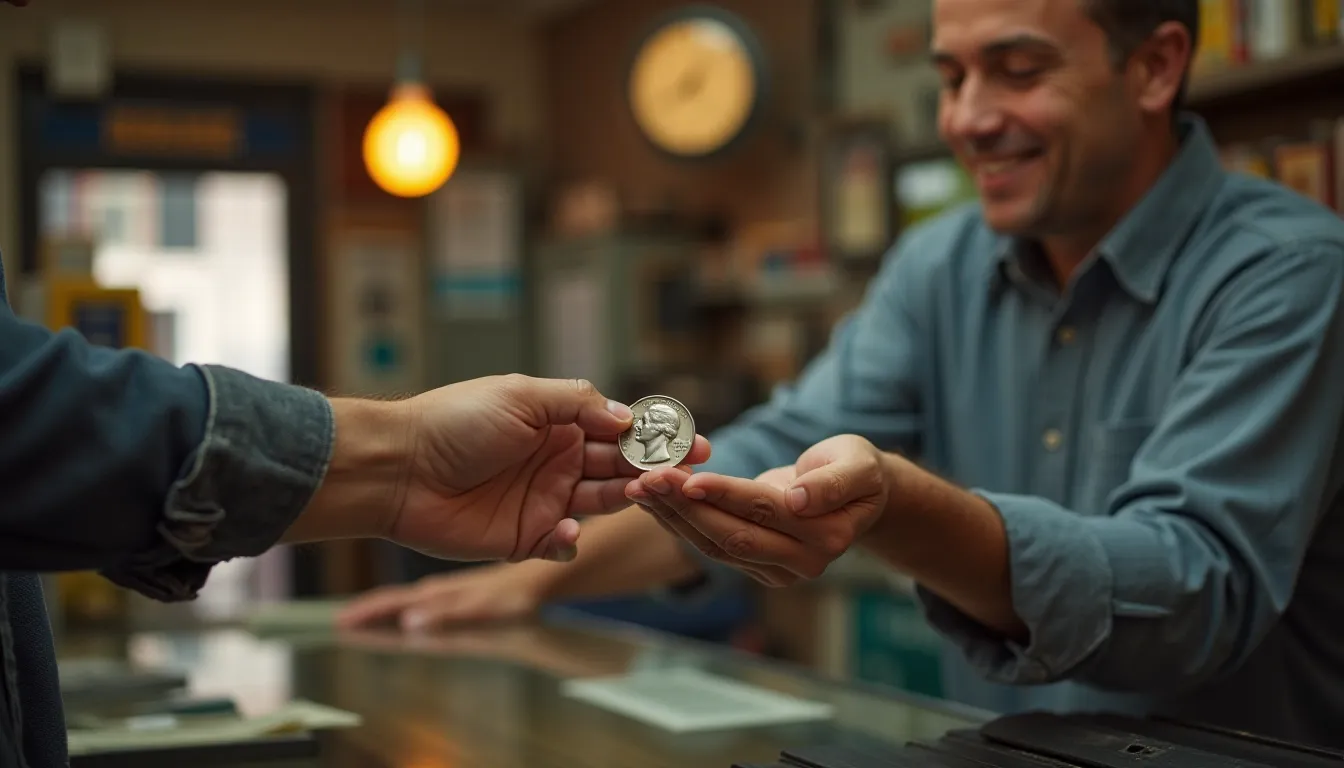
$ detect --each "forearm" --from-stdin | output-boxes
[861,455,1026,641]
[866,453,1292,691]
[0,317,208,569]
[0,308,333,598]
[514,507,702,601]
[283,398,413,544]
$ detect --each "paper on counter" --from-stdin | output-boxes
[66,699,361,755]
[244,599,346,634]
[560,667,833,733]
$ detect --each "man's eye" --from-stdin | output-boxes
[1002,64,1044,81]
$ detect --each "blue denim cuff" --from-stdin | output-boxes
[102,365,335,601]
[914,490,1113,684]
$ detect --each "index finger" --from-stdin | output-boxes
[335,585,417,628]
[677,471,809,539]
[607,434,712,475]
[587,435,710,480]
[677,434,713,466]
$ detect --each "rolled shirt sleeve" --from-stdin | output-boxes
[103,364,334,601]
[0,298,333,600]
[916,242,1344,692]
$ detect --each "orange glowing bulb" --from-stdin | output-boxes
[362,83,460,198]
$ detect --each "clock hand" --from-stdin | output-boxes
[678,69,705,98]
[664,65,706,105]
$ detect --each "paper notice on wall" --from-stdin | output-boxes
[330,230,423,397]
[432,171,521,320]
[541,269,606,391]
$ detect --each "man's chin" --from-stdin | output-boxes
[980,200,1040,236]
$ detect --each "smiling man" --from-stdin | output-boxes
[339,0,1344,747]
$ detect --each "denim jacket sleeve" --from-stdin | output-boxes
[0,300,333,601]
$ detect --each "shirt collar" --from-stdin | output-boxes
[990,112,1226,303]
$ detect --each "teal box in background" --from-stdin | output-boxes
[849,588,944,699]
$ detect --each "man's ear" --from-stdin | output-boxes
[1132,20,1192,117]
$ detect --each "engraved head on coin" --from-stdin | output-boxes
[620,395,696,471]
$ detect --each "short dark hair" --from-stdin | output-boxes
[1079,0,1200,117]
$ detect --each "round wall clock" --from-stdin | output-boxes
[626,5,770,161]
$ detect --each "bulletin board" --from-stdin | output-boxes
[421,162,533,388]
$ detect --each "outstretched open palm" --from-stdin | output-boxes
[386,375,710,562]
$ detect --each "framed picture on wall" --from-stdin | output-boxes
[818,117,896,263]
[46,281,146,350]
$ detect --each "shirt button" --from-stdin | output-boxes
[1042,428,1063,451]
[1056,326,1076,345]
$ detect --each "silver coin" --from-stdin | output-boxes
[619,395,697,471]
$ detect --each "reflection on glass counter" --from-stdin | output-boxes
[54,612,990,768]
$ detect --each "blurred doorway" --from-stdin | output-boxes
[40,169,290,382]
[38,168,291,620]
[18,66,324,619]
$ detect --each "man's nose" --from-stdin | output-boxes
[941,76,1005,142]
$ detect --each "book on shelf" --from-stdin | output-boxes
[1219,116,1344,214]
[1194,0,1341,75]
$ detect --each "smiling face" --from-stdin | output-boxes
[931,0,1169,241]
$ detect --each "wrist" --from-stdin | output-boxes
[282,398,415,543]
[861,453,905,546]
[510,557,570,601]
[860,455,1007,579]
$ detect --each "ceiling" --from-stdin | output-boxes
[324,0,602,22]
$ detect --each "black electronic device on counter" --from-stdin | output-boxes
[734,711,1344,768]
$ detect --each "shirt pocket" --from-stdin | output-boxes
[1078,419,1156,516]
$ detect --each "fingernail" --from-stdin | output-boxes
[684,486,705,500]
[628,490,650,504]
[403,612,426,630]
[607,400,633,420]
[647,476,671,494]
[788,486,808,512]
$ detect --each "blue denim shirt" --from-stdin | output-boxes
[691,114,1344,746]
[0,258,334,766]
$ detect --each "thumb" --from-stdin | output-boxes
[786,456,884,518]
[515,376,633,435]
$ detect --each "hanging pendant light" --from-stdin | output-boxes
[363,2,459,198]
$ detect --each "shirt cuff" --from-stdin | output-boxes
[102,364,335,602]
[914,490,1113,684]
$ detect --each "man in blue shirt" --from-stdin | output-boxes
[342,0,1344,747]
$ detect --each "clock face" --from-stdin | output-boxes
[628,12,763,159]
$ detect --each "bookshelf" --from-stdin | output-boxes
[1180,0,1344,213]
[1189,43,1344,106]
